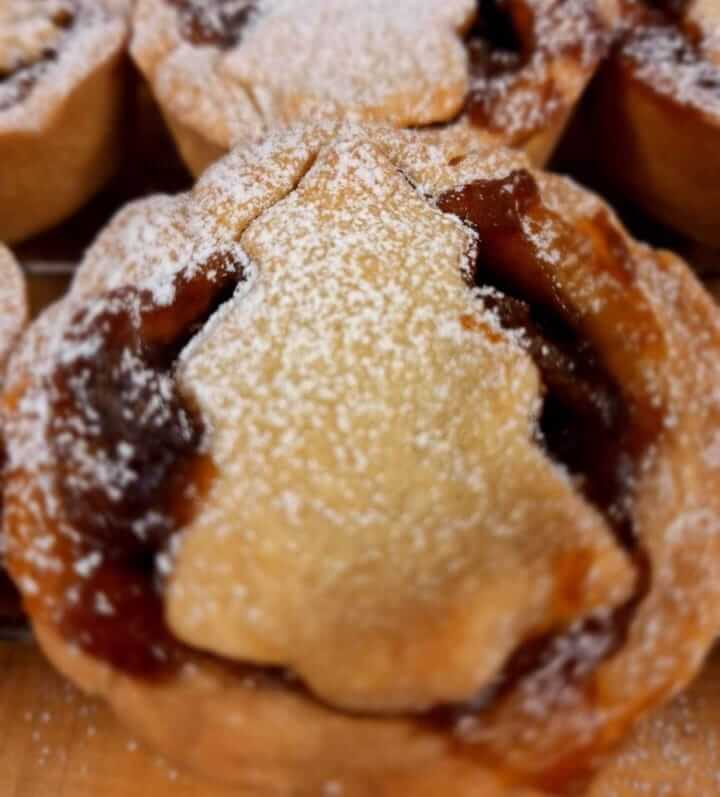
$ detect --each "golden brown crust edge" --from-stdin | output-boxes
[32,628,720,797]
[586,645,720,797]
[589,57,720,248]
[34,623,547,797]
[0,244,27,619]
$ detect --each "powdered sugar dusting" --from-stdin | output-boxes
[0,244,27,609]
[2,123,328,636]
[221,0,473,123]
[74,194,247,307]
[452,172,720,766]
[133,0,617,172]
[0,1,74,72]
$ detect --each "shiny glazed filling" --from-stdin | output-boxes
[167,0,257,48]
[0,3,75,112]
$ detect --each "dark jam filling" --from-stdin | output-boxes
[0,570,25,633]
[645,0,691,21]
[466,0,527,80]
[0,4,75,112]
[433,169,654,725]
[478,292,633,540]
[167,0,257,48]
[47,253,243,677]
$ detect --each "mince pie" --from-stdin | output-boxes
[130,0,618,175]
[5,123,720,794]
[0,0,129,244]
[563,0,720,251]
[0,243,27,628]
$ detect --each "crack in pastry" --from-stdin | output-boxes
[6,125,720,793]
[130,0,618,175]
[429,169,661,781]
[0,0,128,244]
[3,130,322,671]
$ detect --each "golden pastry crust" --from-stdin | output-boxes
[0,0,129,244]
[34,622,548,797]
[586,646,720,797]
[5,123,720,793]
[579,0,720,248]
[130,0,618,175]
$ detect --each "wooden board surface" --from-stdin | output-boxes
[2,638,720,797]
[0,639,240,797]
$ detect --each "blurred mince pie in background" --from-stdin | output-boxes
[9,69,192,277]
[0,0,131,244]
[554,0,720,265]
[5,123,720,794]
[130,0,620,175]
